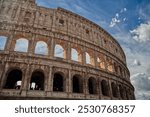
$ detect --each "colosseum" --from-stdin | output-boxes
[0,0,135,99]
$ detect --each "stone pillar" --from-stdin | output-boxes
[28,35,35,56]
[45,66,52,92]
[21,64,30,96]
[5,32,14,52]
[98,77,102,99]
[94,52,98,68]
[67,42,71,62]
[82,46,86,65]
[108,79,113,99]
[67,69,71,93]
[0,62,9,89]
[82,72,86,94]
[50,38,54,59]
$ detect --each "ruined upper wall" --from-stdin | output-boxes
[0,0,126,63]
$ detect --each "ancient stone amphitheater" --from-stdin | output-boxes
[0,0,135,99]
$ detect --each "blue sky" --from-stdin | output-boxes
[36,0,150,99]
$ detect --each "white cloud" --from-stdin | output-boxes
[123,18,126,21]
[131,73,150,99]
[115,13,119,18]
[130,21,150,42]
[120,7,127,13]
[109,8,127,27]
[124,8,127,12]
[109,17,120,27]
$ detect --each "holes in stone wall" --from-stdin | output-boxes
[71,48,81,62]
[59,19,64,25]
[35,41,48,55]
[88,77,97,94]
[14,38,29,52]
[30,71,44,90]
[106,58,113,72]
[53,73,64,92]
[97,57,105,69]
[101,80,110,96]
[111,82,119,98]
[86,52,94,65]
[72,75,83,93]
[0,36,7,50]
[119,85,125,99]
[4,69,22,89]
[54,44,65,58]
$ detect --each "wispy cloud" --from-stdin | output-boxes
[109,8,127,27]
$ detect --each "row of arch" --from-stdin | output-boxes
[3,69,132,99]
[0,36,128,78]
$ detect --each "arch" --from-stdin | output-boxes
[114,62,118,73]
[97,57,105,69]
[54,44,65,58]
[88,77,97,94]
[119,85,124,99]
[111,82,119,98]
[4,69,22,89]
[30,71,45,90]
[53,73,64,92]
[72,75,83,93]
[14,38,29,52]
[106,58,113,72]
[35,41,48,55]
[86,52,90,64]
[71,48,81,62]
[0,36,7,50]
[85,52,94,65]
[101,80,110,96]
[125,88,130,100]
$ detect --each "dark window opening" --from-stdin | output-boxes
[30,71,44,90]
[88,78,97,94]
[126,89,130,100]
[86,29,89,34]
[111,82,118,98]
[4,69,22,89]
[53,73,63,92]
[101,80,109,96]
[119,85,124,99]
[72,75,83,93]
[59,19,64,25]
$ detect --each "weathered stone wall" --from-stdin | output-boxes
[0,0,135,99]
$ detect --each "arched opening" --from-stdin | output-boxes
[71,48,81,62]
[106,58,113,72]
[72,75,83,93]
[125,88,130,100]
[0,36,7,50]
[30,71,44,90]
[114,62,118,74]
[53,73,64,92]
[119,85,124,99]
[54,44,65,58]
[86,52,94,65]
[101,80,110,96]
[35,41,48,55]
[88,77,97,94]
[86,52,90,64]
[4,69,22,89]
[97,57,105,69]
[14,38,29,52]
[111,82,119,98]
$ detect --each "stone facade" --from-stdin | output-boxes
[0,0,135,99]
